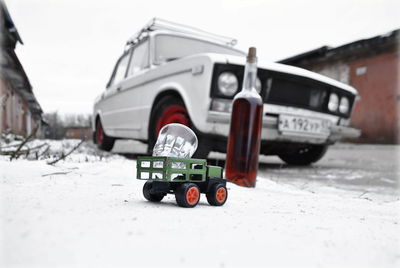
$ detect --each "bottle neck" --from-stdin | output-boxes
[242,58,257,92]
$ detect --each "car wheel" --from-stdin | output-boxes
[148,96,210,158]
[278,145,328,166]
[175,183,200,208]
[143,181,165,202]
[95,119,115,151]
[206,183,228,206]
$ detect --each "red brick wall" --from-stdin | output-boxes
[65,128,92,140]
[0,77,36,137]
[10,89,26,136]
[309,50,399,144]
[348,51,399,143]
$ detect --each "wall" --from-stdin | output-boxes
[0,77,39,137]
[0,78,8,132]
[311,50,399,144]
[65,128,92,140]
[349,52,399,143]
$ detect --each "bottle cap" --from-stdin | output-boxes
[247,47,257,63]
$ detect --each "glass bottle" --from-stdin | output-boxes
[225,47,263,187]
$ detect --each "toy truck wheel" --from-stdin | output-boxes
[143,181,165,202]
[206,183,228,206]
[175,183,200,208]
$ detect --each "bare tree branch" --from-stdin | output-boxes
[42,171,72,177]
[1,149,29,156]
[0,143,21,150]
[47,139,85,165]
[37,145,51,159]
[9,133,35,161]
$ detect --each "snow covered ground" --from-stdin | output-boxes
[1,139,399,268]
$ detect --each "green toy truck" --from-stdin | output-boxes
[137,156,228,208]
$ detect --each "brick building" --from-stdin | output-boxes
[0,1,43,137]
[64,127,92,140]
[280,30,399,144]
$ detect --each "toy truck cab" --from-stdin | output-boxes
[137,156,227,207]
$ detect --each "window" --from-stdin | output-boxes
[152,173,163,179]
[155,34,245,64]
[127,40,149,76]
[171,162,186,169]
[153,161,164,168]
[110,52,130,86]
[191,164,203,170]
[190,174,203,181]
[140,172,150,179]
[141,161,151,168]
[171,173,186,181]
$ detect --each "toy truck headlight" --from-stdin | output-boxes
[217,72,238,96]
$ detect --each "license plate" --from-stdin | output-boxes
[278,115,330,136]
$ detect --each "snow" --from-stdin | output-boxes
[1,139,399,267]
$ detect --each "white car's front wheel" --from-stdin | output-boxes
[278,145,328,166]
[148,95,210,158]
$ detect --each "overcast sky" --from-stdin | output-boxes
[6,0,400,115]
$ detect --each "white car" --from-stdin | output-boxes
[93,18,360,165]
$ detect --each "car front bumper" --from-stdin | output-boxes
[206,110,361,145]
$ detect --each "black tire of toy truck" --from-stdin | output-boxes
[148,95,210,158]
[278,145,328,166]
[175,183,200,208]
[95,118,115,152]
[206,183,228,206]
[143,181,165,202]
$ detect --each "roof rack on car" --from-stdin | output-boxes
[126,18,237,47]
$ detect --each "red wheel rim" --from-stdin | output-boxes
[216,187,227,203]
[156,105,190,137]
[186,186,199,206]
[97,122,104,145]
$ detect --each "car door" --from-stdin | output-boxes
[110,39,151,137]
[100,50,132,135]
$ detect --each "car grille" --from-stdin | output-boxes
[211,63,355,118]
[266,75,328,110]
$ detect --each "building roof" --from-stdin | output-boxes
[279,29,399,66]
[1,0,43,115]
[1,0,23,46]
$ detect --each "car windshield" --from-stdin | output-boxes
[154,34,245,64]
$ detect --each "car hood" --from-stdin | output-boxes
[198,53,358,96]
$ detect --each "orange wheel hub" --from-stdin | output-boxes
[216,187,227,203]
[186,187,199,206]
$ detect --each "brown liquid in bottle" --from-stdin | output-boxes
[225,47,263,187]
[225,96,263,187]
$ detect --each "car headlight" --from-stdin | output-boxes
[256,77,262,93]
[339,96,350,114]
[217,72,238,96]
[328,93,339,112]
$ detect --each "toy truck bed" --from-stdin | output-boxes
[137,156,227,207]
